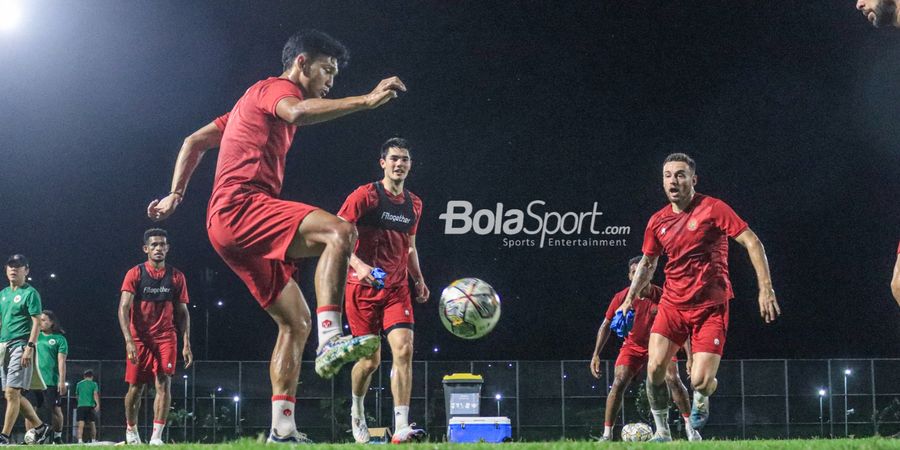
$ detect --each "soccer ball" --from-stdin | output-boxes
[439,278,501,339]
[621,422,653,442]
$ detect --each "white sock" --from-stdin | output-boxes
[272,395,296,436]
[693,390,708,408]
[316,308,342,349]
[394,405,410,430]
[651,408,670,436]
[683,415,695,433]
[351,394,365,418]
[78,439,83,444]
[151,421,165,441]
[603,425,613,438]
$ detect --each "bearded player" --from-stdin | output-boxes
[590,256,699,441]
[617,153,781,441]
[338,138,428,443]
[118,228,192,445]
[147,30,405,442]
[856,0,900,27]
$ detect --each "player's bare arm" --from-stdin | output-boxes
[147,121,223,221]
[117,291,138,363]
[734,228,781,323]
[891,254,900,307]
[617,254,659,314]
[349,254,376,285]
[174,302,193,368]
[274,77,407,126]
[408,235,429,303]
[57,352,67,395]
[21,315,40,368]
[590,318,612,379]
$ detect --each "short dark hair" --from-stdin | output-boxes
[42,309,65,334]
[628,256,643,267]
[143,228,168,245]
[664,153,696,173]
[83,369,94,378]
[282,30,349,72]
[380,137,411,159]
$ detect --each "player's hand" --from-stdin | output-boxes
[353,262,376,285]
[615,299,633,316]
[58,382,67,396]
[21,346,32,368]
[590,355,602,379]
[125,340,138,364]
[685,356,694,380]
[365,76,407,109]
[758,287,780,323]
[147,193,182,222]
[183,345,193,369]
[414,279,430,303]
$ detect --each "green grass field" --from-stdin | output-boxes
[62,437,900,449]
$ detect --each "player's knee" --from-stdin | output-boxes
[646,360,667,382]
[392,341,413,364]
[691,376,713,394]
[328,220,357,253]
[610,374,629,392]
[358,357,380,375]
[4,388,20,401]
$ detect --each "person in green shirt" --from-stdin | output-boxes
[24,310,68,444]
[0,254,51,445]
[75,369,100,443]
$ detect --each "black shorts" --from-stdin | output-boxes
[25,387,60,409]
[76,406,96,423]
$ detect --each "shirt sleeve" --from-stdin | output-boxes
[213,112,230,131]
[120,266,140,294]
[59,336,69,355]
[641,216,663,257]
[604,290,626,321]
[409,194,423,236]
[712,199,749,238]
[175,271,190,304]
[26,290,42,317]
[258,79,303,118]
[337,185,376,224]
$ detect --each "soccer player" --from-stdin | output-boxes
[338,138,428,443]
[617,153,781,441]
[74,370,100,443]
[146,30,405,442]
[117,228,192,445]
[28,310,68,444]
[0,254,51,445]
[590,256,699,441]
[892,242,900,307]
[856,0,900,27]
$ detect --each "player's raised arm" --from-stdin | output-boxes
[147,121,223,221]
[733,228,781,323]
[891,253,900,307]
[617,254,658,314]
[274,76,406,127]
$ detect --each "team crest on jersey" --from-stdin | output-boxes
[687,219,698,231]
[13,295,21,304]
[49,339,57,346]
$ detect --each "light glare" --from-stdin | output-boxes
[0,0,22,32]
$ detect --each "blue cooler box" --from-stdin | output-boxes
[448,416,512,443]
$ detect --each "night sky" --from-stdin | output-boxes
[1,1,899,362]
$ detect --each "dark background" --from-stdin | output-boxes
[1,1,898,362]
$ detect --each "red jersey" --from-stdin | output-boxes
[604,284,662,349]
[642,193,748,310]
[120,262,189,340]
[208,77,303,217]
[338,182,423,288]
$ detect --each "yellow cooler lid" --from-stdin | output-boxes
[442,373,483,382]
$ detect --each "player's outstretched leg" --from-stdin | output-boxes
[264,280,313,444]
[286,211,379,379]
[689,352,720,431]
[665,362,700,441]
[386,329,424,443]
[350,350,380,443]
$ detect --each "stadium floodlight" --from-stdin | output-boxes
[217,300,224,307]
[844,369,852,376]
[0,0,23,32]
[494,394,501,401]
[49,273,56,279]
[495,394,502,416]
[217,386,222,392]
[233,396,240,403]
[432,346,439,353]
[183,375,188,379]
[818,389,826,397]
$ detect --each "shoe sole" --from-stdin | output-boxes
[315,335,380,379]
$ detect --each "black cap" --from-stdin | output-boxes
[6,254,29,268]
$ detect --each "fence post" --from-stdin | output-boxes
[740,360,746,439]
[784,360,790,438]
[828,359,834,437]
[560,361,566,439]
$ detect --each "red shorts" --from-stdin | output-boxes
[125,335,176,385]
[650,301,729,356]
[345,283,414,336]
[615,342,678,373]
[207,189,318,309]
